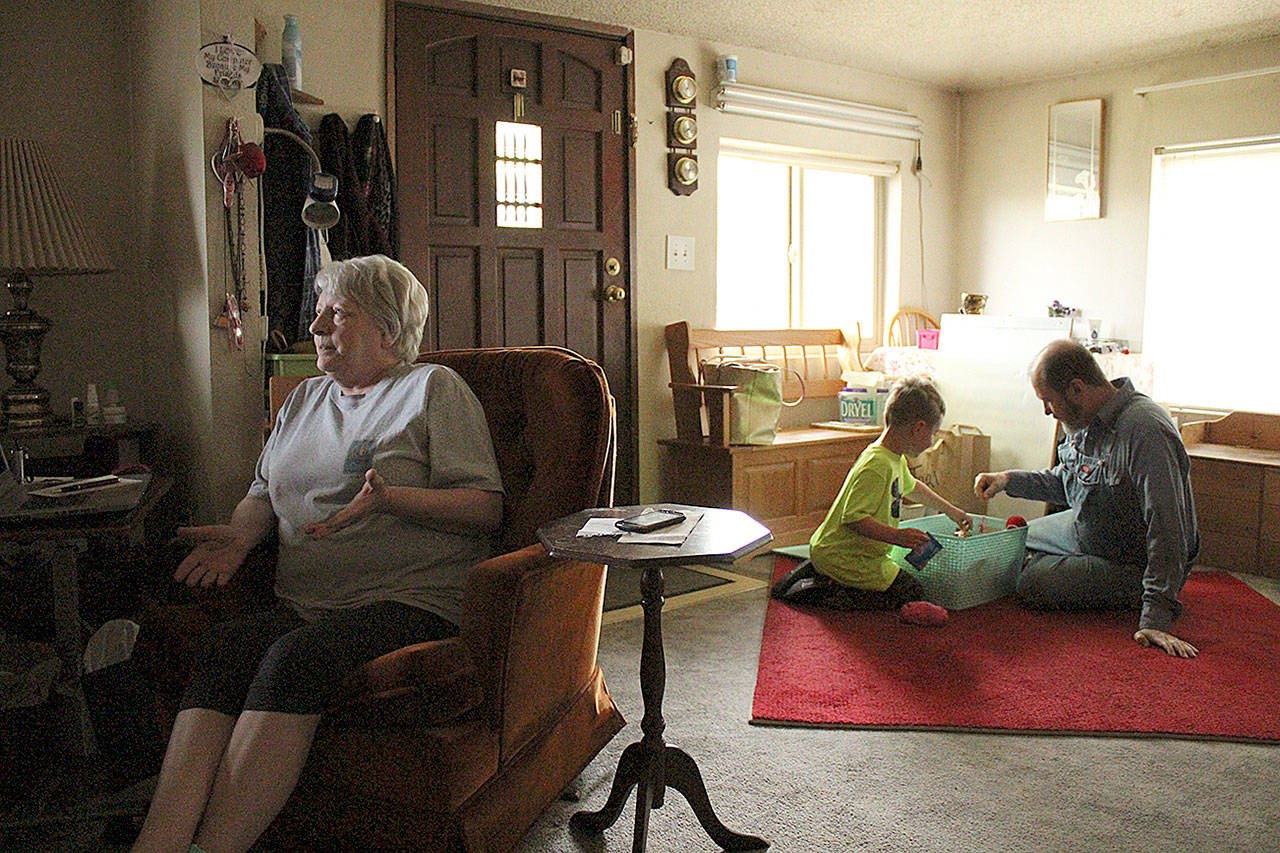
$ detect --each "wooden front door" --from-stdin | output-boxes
[393,2,637,501]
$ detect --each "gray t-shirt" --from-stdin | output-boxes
[248,362,503,625]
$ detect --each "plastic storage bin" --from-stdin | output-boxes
[890,514,1028,609]
[266,353,322,377]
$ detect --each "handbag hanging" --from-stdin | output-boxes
[700,356,805,445]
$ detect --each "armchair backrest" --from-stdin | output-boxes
[418,347,615,551]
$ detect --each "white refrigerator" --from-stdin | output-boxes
[932,314,1073,520]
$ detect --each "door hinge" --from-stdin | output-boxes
[614,46,633,66]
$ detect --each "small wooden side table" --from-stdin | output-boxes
[538,504,772,853]
[0,474,172,756]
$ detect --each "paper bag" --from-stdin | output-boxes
[909,424,991,514]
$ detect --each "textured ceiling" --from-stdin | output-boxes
[509,0,1280,90]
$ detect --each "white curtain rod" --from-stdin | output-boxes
[1134,65,1280,96]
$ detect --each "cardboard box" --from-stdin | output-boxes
[838,387,887,425]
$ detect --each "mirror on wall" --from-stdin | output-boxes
[1045,98,1103,221]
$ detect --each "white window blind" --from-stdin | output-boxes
[1143,140,1280,412]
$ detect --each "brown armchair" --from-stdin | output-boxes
[136,346,625,852]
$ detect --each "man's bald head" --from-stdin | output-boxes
[1032,338,1110,394]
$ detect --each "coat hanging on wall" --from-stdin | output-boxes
[314,114,392,263]
[353,114,398,260]
[257,63,312,348]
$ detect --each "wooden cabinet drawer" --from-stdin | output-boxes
[1196,529,1258,573]
[1190,458,1261,500]
[1259,539,1280,578]
[1265,468,1280,508]
[1193,491,1259,537]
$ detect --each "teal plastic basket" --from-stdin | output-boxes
[890,514,1028,609]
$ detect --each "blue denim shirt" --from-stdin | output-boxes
[1005,379,1199,631]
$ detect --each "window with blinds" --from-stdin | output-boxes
[1143,138,1280,412]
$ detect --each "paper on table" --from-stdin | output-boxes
[577,517,625,537]
[618,510,703,545]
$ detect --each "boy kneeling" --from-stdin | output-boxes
[772,376,970,624]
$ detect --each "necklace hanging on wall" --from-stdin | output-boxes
[210,116,266,351]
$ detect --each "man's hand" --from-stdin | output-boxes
[174,525,252,587]
[974,471,1009,500]
[306,468,388,539]
[1134,628,1198,658]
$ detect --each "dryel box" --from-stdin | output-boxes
[838,387,888,425]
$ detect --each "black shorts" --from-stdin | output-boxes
[178,600,457,715]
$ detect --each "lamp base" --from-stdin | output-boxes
[1,272,55,430]
[1,383,55,430]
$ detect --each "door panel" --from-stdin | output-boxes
[395,3,636,500]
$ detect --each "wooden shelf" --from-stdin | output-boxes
[291,88,324,105]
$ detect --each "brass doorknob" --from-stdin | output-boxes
[603,284,627,302]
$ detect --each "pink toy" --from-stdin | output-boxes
[899,600,948,627]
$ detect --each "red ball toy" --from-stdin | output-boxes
[1006,516,1027,529]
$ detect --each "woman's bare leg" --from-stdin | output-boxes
[191,710,321,853]
[131,708,236,852]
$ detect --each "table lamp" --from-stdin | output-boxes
[0,138,112,430]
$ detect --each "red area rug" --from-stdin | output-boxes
[752,557,1280,742]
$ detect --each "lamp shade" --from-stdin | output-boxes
[1,138,112,275]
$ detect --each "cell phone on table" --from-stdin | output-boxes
[615,509,686,533]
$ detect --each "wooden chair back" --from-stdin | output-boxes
[664,321,850,446]
[886,308,940,348]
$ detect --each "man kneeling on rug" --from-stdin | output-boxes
[773,377,971,626]
[974,339,1200,658]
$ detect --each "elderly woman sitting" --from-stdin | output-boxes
[133,256,504,853]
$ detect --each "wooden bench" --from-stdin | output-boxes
[660,322,878,547]
[1179,411,1280,577]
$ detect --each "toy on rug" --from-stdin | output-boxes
[899,600,948,626]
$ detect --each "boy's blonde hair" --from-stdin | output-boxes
[884,376,945,428]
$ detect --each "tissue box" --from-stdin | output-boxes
[838,387,886,425]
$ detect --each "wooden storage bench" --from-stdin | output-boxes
[659,322,876,547]
[1180,411,1280,577]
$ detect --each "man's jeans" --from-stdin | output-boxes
[1019,509,1144,610]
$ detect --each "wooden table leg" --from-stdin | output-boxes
[570,565,768,851]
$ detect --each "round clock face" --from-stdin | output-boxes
[674,155,699,185]
[672,115,698,145]
[671,74,696,104]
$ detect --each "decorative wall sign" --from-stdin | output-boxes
[197,36,262,98]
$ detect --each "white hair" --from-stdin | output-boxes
[314,255,429,364]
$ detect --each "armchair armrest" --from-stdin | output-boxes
[460,543,609,760]
[327,636,485,728]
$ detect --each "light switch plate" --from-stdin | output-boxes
[666,235,695,271]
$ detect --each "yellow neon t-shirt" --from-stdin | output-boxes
[808,441,915,591]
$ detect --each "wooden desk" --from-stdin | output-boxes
[659,427,876,548]
[539,505,772,852]
[0,475,172,755]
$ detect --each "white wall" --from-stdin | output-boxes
[957,36,1280,349]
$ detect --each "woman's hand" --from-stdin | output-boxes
[306,468,388,539]
[173,525,253,587]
